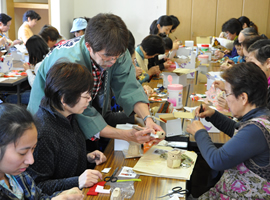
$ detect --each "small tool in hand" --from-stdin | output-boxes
[199,104,204,113]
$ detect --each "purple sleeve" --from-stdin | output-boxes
[224,46,238,58]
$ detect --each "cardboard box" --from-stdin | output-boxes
[156,113,183,137]
[156,111,195,137]
[196,36,212,45]
[0,55,13,73]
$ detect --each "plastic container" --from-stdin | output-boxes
[201,44,209,52]
[167,84,183,109]
[198,54,209,64]
[170,63,176,69]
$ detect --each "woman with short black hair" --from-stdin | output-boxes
[27,61,107,195]
[18,10,41,44]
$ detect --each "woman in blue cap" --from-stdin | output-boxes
[70,17,88,37]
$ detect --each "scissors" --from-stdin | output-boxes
[157,186,188,198]
[104,167,119,183]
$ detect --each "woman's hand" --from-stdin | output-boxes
[213,80,225,90]
[135,66,142,78]
[87,150,107,165]
[23,62,30,71]
[215,50,225,59]
[195,104,215,119]
[13,39,22,45]
[217,96,229,110]
[148,66,160,76]
[0,37,7,46]
[78,169,102,188]
[52,187,84,200]
[186,121,206,136]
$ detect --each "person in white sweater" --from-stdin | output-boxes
[23,35,49,87]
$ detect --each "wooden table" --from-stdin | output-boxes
[83,139,186,200]
[0,75,28,104]
[0,60,28,104]
[148,65,231,146]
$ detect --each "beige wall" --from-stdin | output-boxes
[168,0,270,43]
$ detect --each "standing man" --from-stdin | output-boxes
[27,13,164,144]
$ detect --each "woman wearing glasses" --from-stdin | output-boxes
[187,62,270,199]
[27,62,106,195]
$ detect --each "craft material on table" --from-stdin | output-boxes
[104,167,119,182]
[118,166,137,178]
[157,186,188,198]
[133,146,197,180]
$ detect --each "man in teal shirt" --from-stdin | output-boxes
[27,13,163,143]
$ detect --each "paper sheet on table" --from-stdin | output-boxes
[14,44,27,53]
[133,146,197,180]
[0,78,8,82]
[173,68,197,74]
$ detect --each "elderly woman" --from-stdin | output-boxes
[187,62,270,199]
[247,39,270,109]
[27,62,107,195]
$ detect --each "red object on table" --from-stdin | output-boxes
[87,181,106,196]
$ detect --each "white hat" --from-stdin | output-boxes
[70,18,87,33]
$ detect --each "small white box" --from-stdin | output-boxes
[156,113,183,137]
[185,40,194,47]
[0,55,13,73]
[198,64,209,75]
[176,46,192,57]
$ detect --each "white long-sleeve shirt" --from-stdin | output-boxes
[25,61,41,87]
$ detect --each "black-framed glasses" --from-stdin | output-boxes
[96,52,124,63]
[225,92,233,98]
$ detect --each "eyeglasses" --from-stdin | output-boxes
[225,92,233,98]
[96,52,124,63]
[81,95,91,100]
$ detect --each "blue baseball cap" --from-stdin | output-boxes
[70,18,87,33]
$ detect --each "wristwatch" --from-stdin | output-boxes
[143,115,154,124]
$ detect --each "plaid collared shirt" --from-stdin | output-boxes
[91,61,105,100]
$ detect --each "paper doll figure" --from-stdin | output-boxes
[127,141,141,156]
[111,187,121,200]
[167,150,182,168]
[156,131,165,139]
